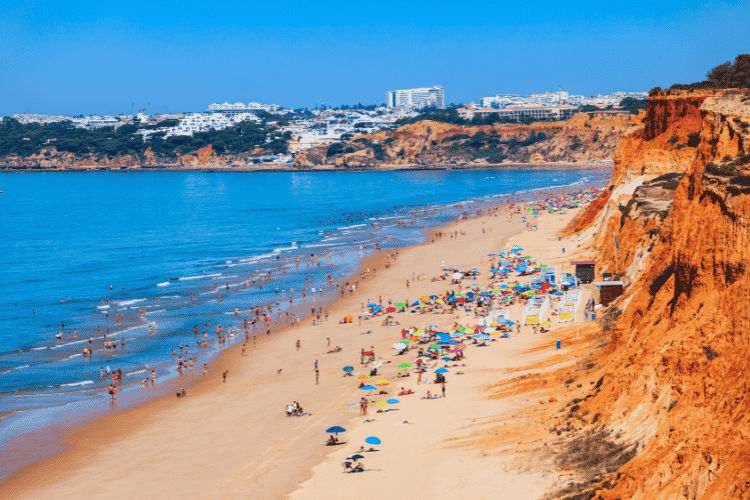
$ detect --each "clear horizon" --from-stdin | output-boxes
[2,0,749,116]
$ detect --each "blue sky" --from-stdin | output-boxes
[2,0,749,115]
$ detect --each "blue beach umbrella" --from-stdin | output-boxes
[441,356,452,361]
[343,366,354,372]
[471,268,479,272]
[386,398,400,404]
[473,334,490,340]
[489,268,499,272]
[365,436,381,445]
[411,301,420,307]
[505,321,515,326]
[367,303,377,307]
[488,253,495,256]
[499,251,506,255]
[435,368,449,374]
[360,385,377,391]
[326,426,346,434]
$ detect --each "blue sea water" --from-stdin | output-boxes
[0,169,607,417]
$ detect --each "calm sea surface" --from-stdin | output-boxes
[0,169,607,417]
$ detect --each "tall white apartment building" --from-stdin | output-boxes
[385,86,445,109]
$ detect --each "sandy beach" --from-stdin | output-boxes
[0,193,605,500]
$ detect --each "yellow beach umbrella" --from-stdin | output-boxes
[415,330,425,335]
[375,400,389,407]
[540,321,551,327]
[375,380,390,386]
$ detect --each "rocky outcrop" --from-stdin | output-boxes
[559,89,750,499]
[292,113,635,168]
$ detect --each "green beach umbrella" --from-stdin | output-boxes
[395,302,406,307]
[398,363,412,369]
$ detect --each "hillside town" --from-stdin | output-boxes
[5,87,647,164]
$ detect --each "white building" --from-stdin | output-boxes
[208,101,279,116]
[385,86,445,109]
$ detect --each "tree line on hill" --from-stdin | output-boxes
[655,54,750,92]
[0,117,291,159]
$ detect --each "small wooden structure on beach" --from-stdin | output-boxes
[571,261,596,283]
[594,281,625,306]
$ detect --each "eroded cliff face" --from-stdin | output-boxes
[560,90,750,499]
[562,91,733,287]
[292,113,634,168]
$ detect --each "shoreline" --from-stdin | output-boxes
[0,162,613,173]
[0,182,604,499]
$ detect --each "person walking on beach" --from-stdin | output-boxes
[109,384,116,401]
[203,364,208,376]
[314,359,318,370]
[151,370,156,386]
[441,381,446,398]
[315,369,319,384]
[223,370,228,383]
[296,339,301,351]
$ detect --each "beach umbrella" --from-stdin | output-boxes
[540,321,551,327]
[365,436,381,445]
[418,332,430,338]
[393,342,407,350]
[400,340,411,344]
[453,264,460,268]
[343,315,353,323]
[348,454,365,460]
[420,296,432,303]
[395,302,406,307]
[505,321,515,326]
[326,426,346,434]
[398,363,412,369]
[456,297,465,303]
[386,398,400,404]
[360,385,377,391]
[435,368,449,374]
[471,268,479,272]
[375,380,390,386]
[441,356,452,361]
[411,301,420,307]
[358,374,372,379]
[370,361,382,369]
[428,324,438,329]
[489,268,499,273]
[343,366,354,372]
[375,400,389,407]
[474,334,490,340]
[372,306,382,312]
[488,253,495,256]
[367,303,377,307]
[386,307,396,313]
[428,344,440,350]
[452,273,463,279]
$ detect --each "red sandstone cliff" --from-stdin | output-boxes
[559,89,750,499]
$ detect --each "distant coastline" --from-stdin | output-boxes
[0,160,613,173]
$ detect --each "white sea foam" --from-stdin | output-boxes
[125,369,149,376]
[60,380,94,388]
[337,223,366,230]
[179,273,223,281]
[157,281,171,287]
[1,365,30,375]
[96,305,110,309]
[117,298,147,306]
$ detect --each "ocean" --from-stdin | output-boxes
[0,169,607,420]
